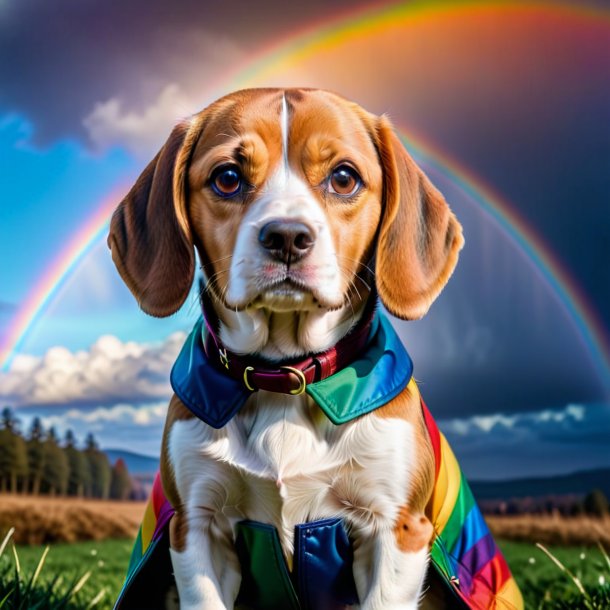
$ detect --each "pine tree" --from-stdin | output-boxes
[583,489,609,517]
[11,433,28,493]
[85,435,111,499]
[110,458,133,500]
[1,407,16,432]
[27,417,46,495]
[64,430,89,497]
[42,427,69,495]
[0,408,28,493]
[0,428,13,492]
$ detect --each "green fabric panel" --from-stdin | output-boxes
[440,473,477,555]
[125,527,143,580]
[115,533,163,609]
[235,521,300,610]
[306,315,412,424]
[431,537,455,580]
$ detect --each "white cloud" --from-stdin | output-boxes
[16,401,169,456]
[39,402,168,431]
[440,403,590,437]
[83,83,197,156]
[1,331,186,408]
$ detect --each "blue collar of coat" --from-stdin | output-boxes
[170,307,413,428]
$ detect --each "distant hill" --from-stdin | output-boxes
[471,468,610,501]
[104,449,159,475]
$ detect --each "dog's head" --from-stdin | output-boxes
[108,88,463,333]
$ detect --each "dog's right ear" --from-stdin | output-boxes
[108,117,204,317]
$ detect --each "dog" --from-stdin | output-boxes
[110,88,523,610]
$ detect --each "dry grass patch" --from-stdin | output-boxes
[0,495,146,544]
[487,514,610,546]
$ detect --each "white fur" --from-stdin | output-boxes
[225,165,343,321]
[281,93,289,169]
[169,390,420,607]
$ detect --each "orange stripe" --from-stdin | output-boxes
[429,433,462,533]
[496,577,525,610]
[140,499,156,552]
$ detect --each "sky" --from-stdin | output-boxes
[0,0,609,481]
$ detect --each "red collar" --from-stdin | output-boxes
[200,291,376,396]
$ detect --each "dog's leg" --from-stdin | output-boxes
[352,510,433,610]
[162,399,243,610]
[169,506,241,610]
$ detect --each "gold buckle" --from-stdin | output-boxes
[243,366,256,391]
[280,366,307,395]
[219,347,229,369]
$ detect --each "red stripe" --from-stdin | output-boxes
[468,552,512,608]
[421,399,441,481]
[151,472,165,516]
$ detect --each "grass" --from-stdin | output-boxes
[1,531,609,608]
[0,530,133,610]
[498,539,610,608]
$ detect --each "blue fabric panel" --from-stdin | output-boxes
[170,318,251,428]
[294,518,359,610]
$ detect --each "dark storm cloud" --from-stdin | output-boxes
[392,170,609,418]
[402,53,610,359]
[0,0,375,145]
[441,403,610,479]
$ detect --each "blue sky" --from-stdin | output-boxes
[0,0,609,480]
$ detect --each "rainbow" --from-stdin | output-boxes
[203,0,610,100]
[2,0,609,385]
[0,186,128,370]
[397,127,610,387]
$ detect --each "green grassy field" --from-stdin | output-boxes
[498,540,609,608]
[1,538,609,609]
[1,538,133,609]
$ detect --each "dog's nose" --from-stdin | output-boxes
[258,220,316,264]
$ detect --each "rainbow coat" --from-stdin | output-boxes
[115,311,523,610]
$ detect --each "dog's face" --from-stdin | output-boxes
[187,89,383,314]
[108,88,463,328]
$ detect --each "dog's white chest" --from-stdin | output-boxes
[169,392,416,561]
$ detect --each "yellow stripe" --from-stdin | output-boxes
[430,433,462,533]
[495,577,525,610]
[140,499,156,552]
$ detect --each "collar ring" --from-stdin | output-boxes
[243,366,256,391]
[280,366,307,395]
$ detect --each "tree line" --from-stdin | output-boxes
[0,407,132,500]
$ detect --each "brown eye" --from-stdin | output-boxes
[329,164,362,197]
[211,165,242,198]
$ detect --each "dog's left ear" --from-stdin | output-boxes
[108,117,204,317]
[374,116,464,320]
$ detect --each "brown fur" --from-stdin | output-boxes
[393,507,434,553]
[376,380,436,549]
[107,122,197,317]
[373,116,464,320]
[160,395,195,552]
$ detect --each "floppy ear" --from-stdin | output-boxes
[108,117,204,317]
[374,116,464,320]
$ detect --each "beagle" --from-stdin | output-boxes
[110,89,523,610]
